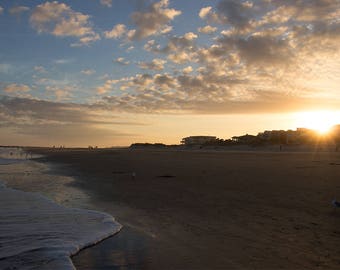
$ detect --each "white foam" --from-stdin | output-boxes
[0,146,41,161]
[0,182,122,269]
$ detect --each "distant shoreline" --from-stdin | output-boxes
[18,142,340,154]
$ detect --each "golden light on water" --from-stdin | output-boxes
[294,111,340,134]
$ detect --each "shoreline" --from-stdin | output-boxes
[0,153,122,270]
[28,147,340,269]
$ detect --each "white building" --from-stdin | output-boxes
[181,136,217,145]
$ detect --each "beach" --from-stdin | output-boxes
[24,147,340,269]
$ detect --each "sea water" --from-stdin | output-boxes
[0,148,122,269]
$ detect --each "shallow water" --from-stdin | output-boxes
[0,148,122,269]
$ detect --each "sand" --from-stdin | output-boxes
[29,148,340,269]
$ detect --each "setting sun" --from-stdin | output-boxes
[294,111,340,134]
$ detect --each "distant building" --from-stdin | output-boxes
[257,128,320,144]
[231,134,257,144]
[181,136,217,145]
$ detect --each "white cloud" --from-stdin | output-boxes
[45,85,74,101]
[182,66,193,74]
[199,6,212,19]
[126,46,134,52]
[114,57,130,65]
[126,29,136,41]
[6,0,337,116]
[167,51,193,64]
[4,83,31,93]
[30,2,99,46]
[103,0,181,42]
[100,0,112,8]
[0,6,3,15]
[81,69,96,75]
[104,24,126,39]
[9,6,30,17]
[96,79,118,94]
[144,40,156,52]
[145,33,198,64]
[34,66,47,73]
[71,34,100,47]
[128,0,181,40]
[160,25,173,34]
[183,32,198,40]
[94,1,339,115]
[198,25,217,34]
[53,58,74,65]
[138,58,167,71]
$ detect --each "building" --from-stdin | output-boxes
[231,134,257,144]
[181,136,217,145]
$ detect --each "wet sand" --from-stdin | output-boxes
[30,148,340,269]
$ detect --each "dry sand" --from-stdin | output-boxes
[30,148,340,269]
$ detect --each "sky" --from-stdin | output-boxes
[0,0,339,147]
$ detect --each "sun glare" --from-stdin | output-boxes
[295,111,340,134]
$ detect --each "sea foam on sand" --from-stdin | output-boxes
[0,163,122,270]
[0,183,122,269]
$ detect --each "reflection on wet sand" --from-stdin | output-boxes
[73,227,150,270]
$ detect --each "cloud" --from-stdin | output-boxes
[103,0,181,41]
[34,66,47,73]
[182,66,193,74]
[71,34,100,47]
[81,69,96,75]
[0,6,3,15]
[93,0,340,115]
[9,6,30,17]
[100,0,112,8]
[144,39,157,52]
[53,58,74,65]
[138,58,166,71]
[199,6,212,19]
[35,77,73,87]
[7,0,338,118]
[104,24,126,39]
[126,46,134,52]
[198,25,217,34]
[128,0,181,40]
[216,34,293,66]
[45,85,73,101]
[114,57,130,65]
[0,96,143,146]
[96,79,118,94]
[3,84,31,93]
[216,0,257,28]
[145,33,198,64]
[30,1,99,46]
[270,0,340,22]
[198,6,221,24]
[100,73,340,114]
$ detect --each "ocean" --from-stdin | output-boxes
[0,147,122,269]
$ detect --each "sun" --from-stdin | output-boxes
[295,111,340,134]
